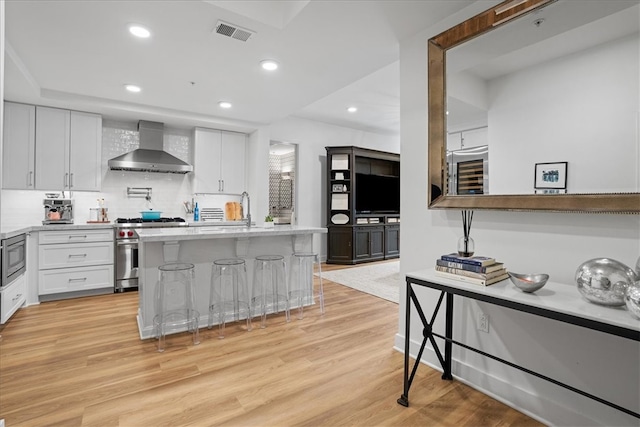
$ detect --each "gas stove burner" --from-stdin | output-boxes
[115,217,186,224]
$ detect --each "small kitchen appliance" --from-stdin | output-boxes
[43,198,74,225]
[114,217,187,292]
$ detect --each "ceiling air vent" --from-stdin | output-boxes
[215,20,255,42]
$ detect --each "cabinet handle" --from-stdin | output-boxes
[69,173,74,188]
[64,173,69,188]
[68,235,87,240]
[28,171,33,187]
[221,180,224,192]
[68,253,87,258]
[12,293,23,303]
[68,277,87,282]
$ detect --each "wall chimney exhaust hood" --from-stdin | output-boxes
[108,120,193,174]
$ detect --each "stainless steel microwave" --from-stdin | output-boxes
[2,233,27,286]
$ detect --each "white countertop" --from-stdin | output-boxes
[1,222,114,239]
[0,221,322,241]
[406,268,639,333]
[135,225,327,242]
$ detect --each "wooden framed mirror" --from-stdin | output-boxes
[428,0,640,214]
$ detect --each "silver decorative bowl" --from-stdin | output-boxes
[508,272,549,293]
[625,283,640,320]
[575,258,636,306]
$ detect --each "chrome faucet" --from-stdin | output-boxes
[241,191,251,227]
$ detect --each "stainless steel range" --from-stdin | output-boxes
[114,217,187,292]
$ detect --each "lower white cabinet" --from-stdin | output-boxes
[38,230,113,297]
[1,273,27,324]
[39,265,113,295]
[39,242,113,270]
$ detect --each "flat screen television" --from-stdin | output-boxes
[355,173,400,214]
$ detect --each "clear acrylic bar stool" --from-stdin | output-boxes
[153,262,200,352]
[209,258,252,338]
[289,252,324,319]
[251,255,290,328]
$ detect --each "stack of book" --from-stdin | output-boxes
[435,253,509,286]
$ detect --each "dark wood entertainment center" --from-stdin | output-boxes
[326,146,400,264]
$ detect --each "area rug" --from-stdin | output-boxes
[319,261,401,303]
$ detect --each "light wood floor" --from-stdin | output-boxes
[0,262,543,427]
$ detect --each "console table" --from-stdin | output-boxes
[397,268,640,419]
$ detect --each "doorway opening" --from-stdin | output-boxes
[269,141,297,224]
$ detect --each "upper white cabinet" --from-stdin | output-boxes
[447,127,488,151]
[2,102,36,189]
[35,106,70,190]
[192,128,246,194]
[69,111,102,191]
[34,106,102,191]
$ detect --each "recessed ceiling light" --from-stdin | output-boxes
[124,84,141,93]
[347,106,358,113]
[260,60,279,71]
[129,25,151,38]
[219,101,232,109]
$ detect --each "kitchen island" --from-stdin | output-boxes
[135,225,327,339]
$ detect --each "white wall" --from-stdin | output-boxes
[0,1,5,221]
[489,34,639,194]
[399,3,640,426]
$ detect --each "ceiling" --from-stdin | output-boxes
[4,0,475,135]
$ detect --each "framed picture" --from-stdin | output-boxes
[534,162,567,189]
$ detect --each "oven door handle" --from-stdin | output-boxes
[116,240,139,246]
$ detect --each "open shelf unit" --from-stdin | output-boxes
[326,146,400,264]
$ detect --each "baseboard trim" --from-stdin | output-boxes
[393,332,568,426]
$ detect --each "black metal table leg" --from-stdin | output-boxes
[397,279,412,407]
[398,281,450,407]
[442,292,453,380]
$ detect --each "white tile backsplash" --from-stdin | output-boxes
[1,122,244,229]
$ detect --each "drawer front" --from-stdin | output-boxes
[39,241,114,269]
[39,229,113,244]
[39,265,114,295]
[1,273,27,324]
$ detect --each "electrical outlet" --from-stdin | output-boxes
[478,312,489,333]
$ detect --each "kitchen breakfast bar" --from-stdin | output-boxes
[134,225,327,339]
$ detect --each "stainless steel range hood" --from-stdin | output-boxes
[108,120,193,174]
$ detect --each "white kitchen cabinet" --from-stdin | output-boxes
[38,230,113,297]
[2,102,36,189]
[447,126,488,151]
[0,273,27,324]
[38,229,113,244]
[69,111,102,191]
[39,242,113,270]
[193,128,246,194]
[35,106,102,191]
[39,265,113,295]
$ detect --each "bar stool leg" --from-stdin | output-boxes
[317,256,325,315]
[252,256,289,328]
[290,253,324,320]
[154,263,200,352]
[209,259,252,339]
